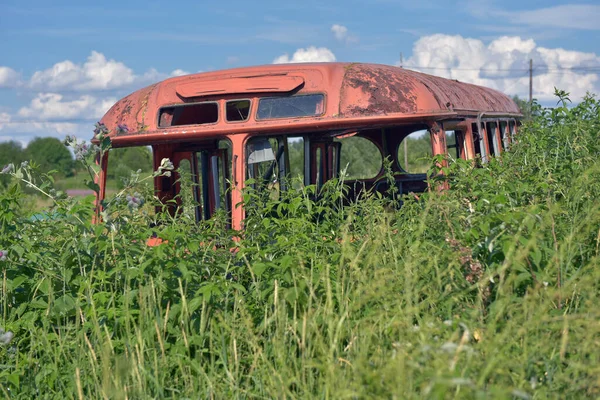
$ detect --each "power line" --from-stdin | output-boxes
[406,65,600,73]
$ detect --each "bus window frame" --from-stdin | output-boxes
[225,99,253,124]
[255,93,326,121]
[157,100,220,129]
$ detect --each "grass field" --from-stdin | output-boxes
[0,94,599,398]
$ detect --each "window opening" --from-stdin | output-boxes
[472,123,487,163]
[336,135,382,179]
[486,122,500,156]
[106,146,153,190]
[327,142,341,181]
[509,120,516,140]
[315,147,323,188]
[256,94,324,120]
[445,130,461,160]
[226,100,251,122]
[397,130,432,173]
[167,140,231,223]
[500,121,509,149]
[246,137,282,199]
[158,102,218,128]
[197,151,210,220]
[211,155,221,210]
[177,158,202,220]
[303,137,311,187]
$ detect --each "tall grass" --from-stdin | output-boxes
[0,92,599,398]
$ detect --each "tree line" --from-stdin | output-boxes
[0,137,153,189]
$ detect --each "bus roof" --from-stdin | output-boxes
[97,62,521,146]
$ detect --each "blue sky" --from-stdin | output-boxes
[1,0,599,144]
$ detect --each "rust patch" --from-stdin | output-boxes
[340,64,418,117]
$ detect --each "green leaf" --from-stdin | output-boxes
[252,262,268,277]
[85,180,100,193]
[7,372,19,388]
[53,294,76,316]
[29,298,48,309]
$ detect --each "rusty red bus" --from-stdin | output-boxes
[95,63,521,229]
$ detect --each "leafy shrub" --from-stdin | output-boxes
[0,91,599,398]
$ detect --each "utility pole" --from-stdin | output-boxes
[400,52,403,68]
[404,139,408,170]
[529,59,533,105]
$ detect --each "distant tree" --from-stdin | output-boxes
[0,141,25,188]
[402,134,432,173]
[512,95,533,120]
[106,146,153,188]
[0,141,25,167]
[24,137,74,176]
[337,136,382,179]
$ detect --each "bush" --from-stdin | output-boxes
[0,91,599,398]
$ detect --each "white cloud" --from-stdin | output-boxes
[331,24,357,44]
[331,24,348,41]
[170,69,190,77]
[29,51,135,91]
[0,67,21,88]
[402,34,600,102]
[24,52,194,92]
[273,46,336,64]
[509,4,600,31]
[17,93,116,121]
[0,54,195,144]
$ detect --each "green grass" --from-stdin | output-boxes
[0,92,599,398]
[53,171,119,191]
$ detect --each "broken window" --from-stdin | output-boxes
[256,94,325,120]
[158,102,219,127]
[226,99,251,122]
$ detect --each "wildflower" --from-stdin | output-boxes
[93,122,109,138]
[0,250,6,261]
[157,158,174,177]
[100,210,111,223]
[1,163,14,174]
[20,161,29,168]
[0,328,13,345]
[529,376,538,390]
[116,124,129,135]
[74,142,90,160]
[126,192,144,209]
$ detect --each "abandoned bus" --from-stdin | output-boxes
[94,62,521,229]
